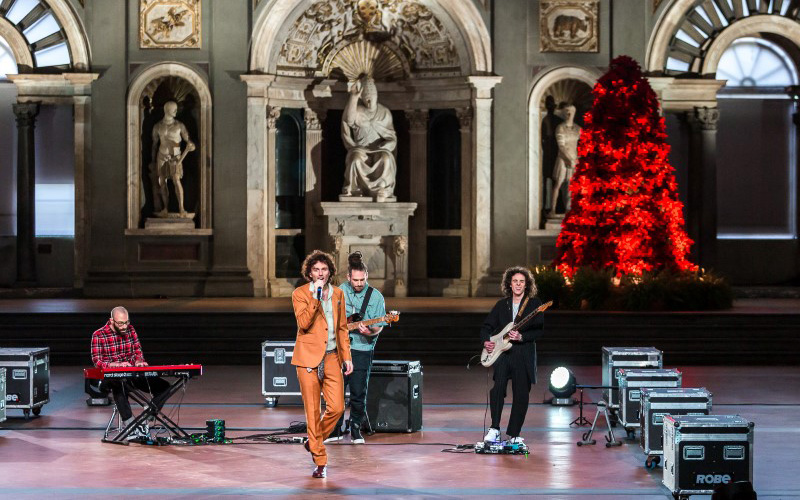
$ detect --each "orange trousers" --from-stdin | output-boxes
[296,351,345,466]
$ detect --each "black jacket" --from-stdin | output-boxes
[480,296,545,383]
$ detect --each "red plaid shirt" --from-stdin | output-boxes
[91,321,146,369]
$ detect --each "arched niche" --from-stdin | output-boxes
[126,62,212,232]
[527,66,600,231]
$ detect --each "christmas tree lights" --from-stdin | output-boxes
[553,56,697,278]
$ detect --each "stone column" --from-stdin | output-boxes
[14,102,40,285]
[73,96,91,289]
[468,76,502,296]
[246,97,269,296]
[687,106,720,270]
[405,109,428,294]
[304,107,325,253]
[457,107,473,287]
[265,106,281,294]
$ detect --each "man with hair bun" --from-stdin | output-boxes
[325,251,386,444]
[292,250,353,478]
[480,266,545,446]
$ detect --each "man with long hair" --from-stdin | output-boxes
[481,267,545,445]
[291,250,353,478]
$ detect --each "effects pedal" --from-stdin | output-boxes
[474,440,529,455]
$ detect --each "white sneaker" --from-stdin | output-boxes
[508,436,525,444]
[483,428,500,442]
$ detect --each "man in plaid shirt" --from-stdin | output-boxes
[91,306,170,438]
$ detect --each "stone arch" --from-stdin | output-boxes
[249,0,491,75]
[647,0,800,75]
[0,0,90,71]
[527,65,600,231]
[126,62,212,230]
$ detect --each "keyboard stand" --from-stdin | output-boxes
[103,375,193,445]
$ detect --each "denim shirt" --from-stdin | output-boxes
[340,281,386,352]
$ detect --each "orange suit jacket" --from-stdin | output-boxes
[291,283,352,368]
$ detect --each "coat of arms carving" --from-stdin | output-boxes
[140,0,201,49]
[540,0,599,53]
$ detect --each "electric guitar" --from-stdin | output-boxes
[347,311,400,335]
[480,301,553,367]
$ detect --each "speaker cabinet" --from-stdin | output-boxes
[366,360,423,433]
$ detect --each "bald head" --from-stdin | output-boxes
[110,306,130,333]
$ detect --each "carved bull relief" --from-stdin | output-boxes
[540,0,599,53]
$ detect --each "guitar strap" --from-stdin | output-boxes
[514,296,530,324]
[359,286,373,321]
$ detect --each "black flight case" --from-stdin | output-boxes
[0,367,6,424]
[639,387,712,469]
[601,347,662,423]
[616,368,682,436]
[663,414,754,500]
[0,347,50,418]
[261,341,301,407]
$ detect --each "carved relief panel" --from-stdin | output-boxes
[539,0,599,53]
[140,0,202,49]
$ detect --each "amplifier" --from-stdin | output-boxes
[617,368,682,431]
[601,347,662,410]
[366,360,422,433]
[0,347,50,418]
[640,387,712,465]
[261,341,301,407]
[663,415,754,499]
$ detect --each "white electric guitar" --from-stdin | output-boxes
[480,301,553,367]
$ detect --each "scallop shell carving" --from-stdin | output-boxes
[325,40,407,81]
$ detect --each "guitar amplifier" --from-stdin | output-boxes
[616,368,682,430]
[601,347,662,409]
[366,360,423,433]
[261,341,301,406]
[0,347,50,418]
[663,415,754,498]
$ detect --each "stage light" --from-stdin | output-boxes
[549,367,576,406]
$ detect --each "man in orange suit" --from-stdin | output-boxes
[292,249,353,478]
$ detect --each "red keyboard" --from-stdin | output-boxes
[84,364,203,380]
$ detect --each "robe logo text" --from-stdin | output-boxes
[696,474,731,485]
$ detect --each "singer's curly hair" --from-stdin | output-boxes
[300,250,337,283]
[500,266,537,298]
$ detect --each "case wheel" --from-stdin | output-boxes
[23,409,30,419]
[264,397,278,407]
[645,455,660,469]
[32,407,41,416]
[626,429,635,440]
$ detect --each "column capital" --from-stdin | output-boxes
[13,101,40,126]
[689,106,720,131]
[456,107,473,130]
[267,106,281,129]
[405,109,429,132]
[304,107,326,130]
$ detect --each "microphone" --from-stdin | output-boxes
[316,286,322,301]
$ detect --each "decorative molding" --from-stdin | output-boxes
[405,109,429,131]
[140,0,201,49]
[304,107,324,130]
[456,107,472,130]
[539,0,599,53]
[277,0,460,78]
[267,106,281,129]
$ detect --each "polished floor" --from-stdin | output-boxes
[0,365,798,499]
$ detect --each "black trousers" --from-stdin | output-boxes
[337,349,374,430]
[489,351,531,438]
[105,377,171,421]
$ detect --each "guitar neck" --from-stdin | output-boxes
[348,315,387,330]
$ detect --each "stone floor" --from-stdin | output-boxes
[0,364,797,498]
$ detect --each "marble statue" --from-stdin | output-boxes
[549,104,581,215]
[150,100,195,218]
[541,95,563,212]
[341,76,397,202]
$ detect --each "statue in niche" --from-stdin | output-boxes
[541,95,563,215]
[549,103,581,215]
[341,76,397,202]
[150,100,196,218]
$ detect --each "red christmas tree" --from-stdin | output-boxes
[553,56,697,278]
